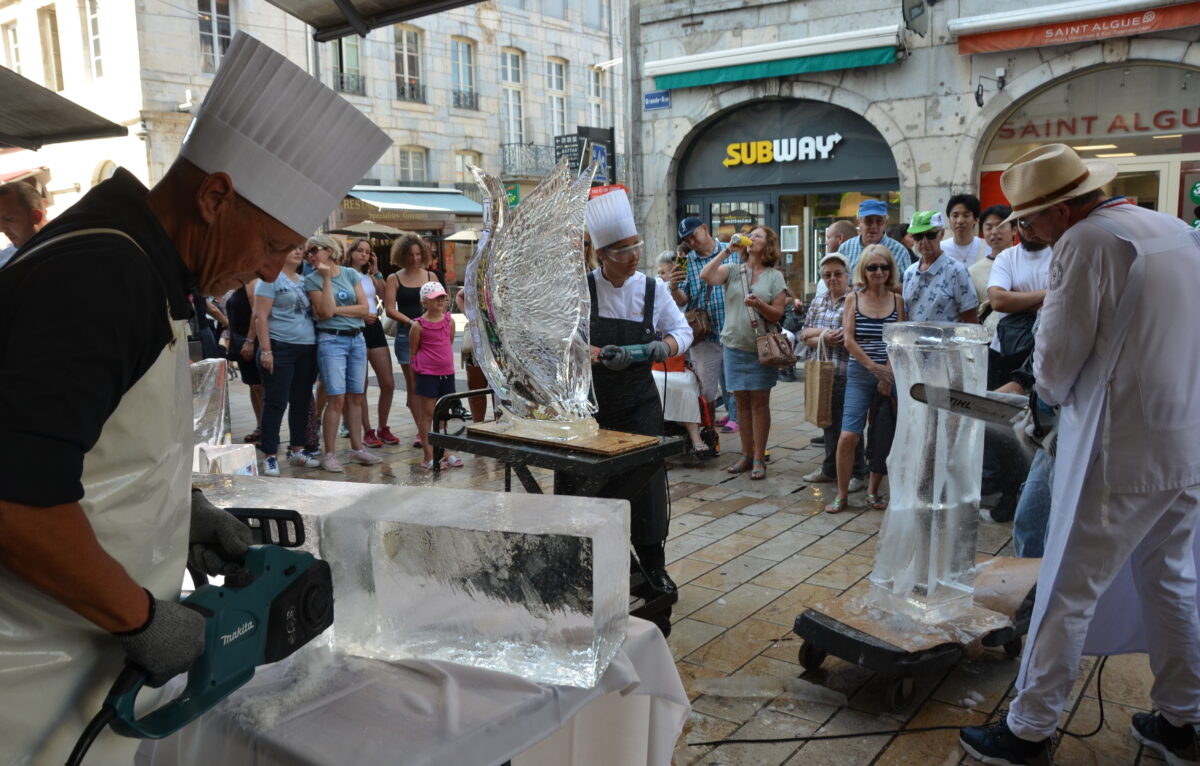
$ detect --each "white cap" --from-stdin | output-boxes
[419,281,447,300]
[179,32,392,237]
[585,188,638,250]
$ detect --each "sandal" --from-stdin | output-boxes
[418,459,435,471]
[865,493,888,511]
[824,496,848,514]
[441,455,464,469]
[242,428,261,444]
[412,438,423,448]
[750,460,766,481]
[692,442,713,460]
[725,456,752,474]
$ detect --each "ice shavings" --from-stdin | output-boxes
[694,676,847,707]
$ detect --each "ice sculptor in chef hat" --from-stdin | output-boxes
[585,189,638,250]
[179,32,393,238]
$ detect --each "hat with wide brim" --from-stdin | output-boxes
[1000,143,1118,224]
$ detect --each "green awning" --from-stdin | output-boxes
[654,45,898,91]
[348,189,483,215]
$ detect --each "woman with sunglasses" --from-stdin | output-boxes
[699,226,789,481]
[303,235,382,472]
[345,238,399,448]
[828,244,905,513]
[585,189,692,596]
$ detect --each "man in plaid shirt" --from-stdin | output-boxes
[669,217,741,429]
[799,253,865,489]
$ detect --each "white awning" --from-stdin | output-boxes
[947,0,1165,37]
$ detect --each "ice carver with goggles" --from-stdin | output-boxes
[0,33,391,765]
[584,189,692,596]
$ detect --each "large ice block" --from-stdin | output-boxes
[870,322,989,622]
[192,475,630,687]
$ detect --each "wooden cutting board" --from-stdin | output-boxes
[466,421,659,456]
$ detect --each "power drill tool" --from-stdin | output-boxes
[599,343,654,365]
[67,509,334,765]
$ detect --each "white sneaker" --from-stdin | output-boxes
[261,455,280,477]
[288,450,320,468]
[347,448,383,465]
[847,477,866,493]
[803,469,835,483]
[320,453,344,473]
[339,423,350,438]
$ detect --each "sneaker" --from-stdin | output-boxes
[378,426,401,445]
[320,453,344,473]
[803,469,835,483]
[347,448,383,466]
[288,450,320,468]
[339,423,350,438]
[810,435,825,447]
[959,719,1054,766]
[261,455,280,477]
[1131,711,1200,766]
[848,476,866,493]
[721,420,739,434]
[986,493,1019,524]
[362,429,383,448]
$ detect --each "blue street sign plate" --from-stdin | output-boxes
[643,90,671,111]
[591,145,608,183]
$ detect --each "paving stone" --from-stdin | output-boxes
[667,556,721,588]
[691,583,786,628]
[691,513,761,540]
[692,555,780,591]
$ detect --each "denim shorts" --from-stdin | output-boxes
[393,324,411,365]
[722,346,777,392]
[841,361,877,435]
[317,332,367,396]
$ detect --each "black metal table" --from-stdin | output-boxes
[427,390,686,634]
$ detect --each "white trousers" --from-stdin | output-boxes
[688,339,723,405]
[1008,481,1200,739]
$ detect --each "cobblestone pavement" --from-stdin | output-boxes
[223,361,1160,766]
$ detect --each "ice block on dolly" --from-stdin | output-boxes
[192,475,630,687]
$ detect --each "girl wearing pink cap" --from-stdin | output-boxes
[410,281,463,470]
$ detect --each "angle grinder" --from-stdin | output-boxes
[66,509,334,765]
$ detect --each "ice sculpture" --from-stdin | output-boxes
[463,159,599,440]
[870,322,990,622]
[191,358,232,445]
[191,475,630,688]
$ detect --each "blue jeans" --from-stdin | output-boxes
[841,361,877,435]
[1014,448,1055,558]
[257,340,317,455]
[316,332,367,396]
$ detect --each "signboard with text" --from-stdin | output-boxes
[959,3,1200,55]
[643,90,671,111]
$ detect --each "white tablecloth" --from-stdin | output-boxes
[137,617,688,766]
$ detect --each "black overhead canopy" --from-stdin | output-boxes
[264,0,480,41]
[0,66,128,151]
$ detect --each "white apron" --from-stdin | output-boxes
[0,230,192,765]
[1030,209,1200,658]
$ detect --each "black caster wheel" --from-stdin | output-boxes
[885,677,916,712]
[798,641,827,672]
[651,614,672,638]
[1004,637,1023,659]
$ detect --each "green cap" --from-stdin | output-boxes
[909,211,945,235]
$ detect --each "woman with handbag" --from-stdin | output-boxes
[700,226,789,480]
[828,244,905,513]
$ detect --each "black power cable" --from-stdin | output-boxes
[690,656,1109,749]
[64,706,116,766]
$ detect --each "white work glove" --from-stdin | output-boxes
[116,589,206,687]
[189,489,253,576]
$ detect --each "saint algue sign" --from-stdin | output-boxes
[723,133,843,168]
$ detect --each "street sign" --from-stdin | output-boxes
[505,183,519,208]
[591,144,608,183]
[554,134,587,171]
[643,90,671,111]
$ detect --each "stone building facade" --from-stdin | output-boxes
[0,0,625,254]
[629,0,1200,294]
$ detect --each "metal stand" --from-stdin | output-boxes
[428,389,686,635]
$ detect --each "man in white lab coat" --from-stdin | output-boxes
[961,144,1200,766]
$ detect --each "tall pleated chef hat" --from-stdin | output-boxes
[585,188,638,250]
[179,32,393,237]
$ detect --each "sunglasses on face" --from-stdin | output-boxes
[912,231,940,241]
[865,264,891,273]
[821,271,845,280]
[305,246,329,256]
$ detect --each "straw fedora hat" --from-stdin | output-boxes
[1000,143,1118,224]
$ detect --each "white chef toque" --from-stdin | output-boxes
[585,188,638,250]
[179,32,392,237]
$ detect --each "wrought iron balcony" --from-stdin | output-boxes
[500,143,556,178]
[334,70,365,96]
[454,182,483,204]
[396,80,426,103]
[451,89,478,110]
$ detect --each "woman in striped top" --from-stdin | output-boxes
[827,244,905,513]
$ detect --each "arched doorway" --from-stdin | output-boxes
[980,62,1200,223]
[674,97,900,293]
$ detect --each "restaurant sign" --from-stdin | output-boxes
[958,3,1200,55]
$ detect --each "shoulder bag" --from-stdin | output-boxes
[684,282,713,340]
[738,264,797,369]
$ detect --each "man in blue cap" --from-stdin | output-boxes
[838,198,912,275]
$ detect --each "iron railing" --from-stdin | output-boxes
[451,89,478,109]
[454,182,483,204]
[396,80,426,103]
[334,70,365,96]
[500,143,556,177]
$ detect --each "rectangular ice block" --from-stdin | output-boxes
[192,475,630,688]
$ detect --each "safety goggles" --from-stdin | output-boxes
[602,240,644,263]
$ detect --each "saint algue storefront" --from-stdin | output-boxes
[979,62,1200,223]
[676,97,899,295]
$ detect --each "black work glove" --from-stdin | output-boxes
[599,345,632,371]
[116,590,206,687]
[646,340,671,363]
[189,489,253,576]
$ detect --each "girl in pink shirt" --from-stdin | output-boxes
[410,281,463,470]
